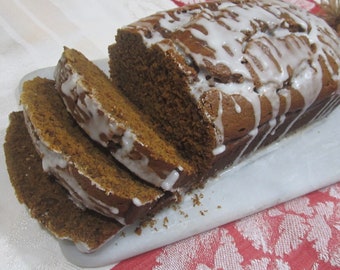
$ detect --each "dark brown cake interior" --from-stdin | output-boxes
[110,32,216,174]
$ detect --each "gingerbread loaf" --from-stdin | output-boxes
[4,0,340,255]
[109,0,340,178]
[20,77,175,225]
[54,47,197,191]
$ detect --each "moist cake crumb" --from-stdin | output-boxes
[163,217,169,228]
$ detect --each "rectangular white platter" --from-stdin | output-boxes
[9,60,340,267]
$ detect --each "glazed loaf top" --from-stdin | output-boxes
[122,0,340,153]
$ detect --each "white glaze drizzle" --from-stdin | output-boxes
[253,118,277,153]
[234,128,259,164]
[231,96,242,113]
[161,169,180,190]
[212,91,226,155]
[132,197,142,207]
[212,144,226,156]
[215,92,224,141]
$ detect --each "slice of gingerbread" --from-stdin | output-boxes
[4,111,123,252]
[20,77,175,225]
[54,47,198,191]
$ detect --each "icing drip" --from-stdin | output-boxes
[161,169,180,190]
[118,129,136,155]
[212,145,226,156]
[215,91,224,144]
[271,114,286,136]
[234,128,259,164]
[231,96,242,113]
[212,91,226,155]
[132,197,142,207]
[253,118,277,153]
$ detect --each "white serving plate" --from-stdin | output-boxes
[6,60,340,267]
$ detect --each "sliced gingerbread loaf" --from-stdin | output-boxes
[4,111,123,253]
[109,0,340,178]
[20,77,175,225]
[54,47,197,191]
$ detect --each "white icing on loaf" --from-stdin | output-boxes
[129,0,340,156]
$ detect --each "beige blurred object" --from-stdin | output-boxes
[319,0,340,34]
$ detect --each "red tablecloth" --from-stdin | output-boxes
[112,1,340,269]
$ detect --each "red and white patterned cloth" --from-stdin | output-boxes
[111,1,340,269]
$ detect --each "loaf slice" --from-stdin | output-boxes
[4,111,123,253]
[54,47,198,191]
[109,0,340,177]
[20,77,175,225]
